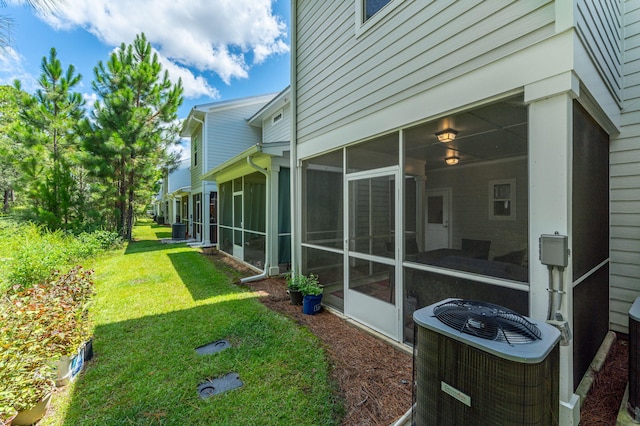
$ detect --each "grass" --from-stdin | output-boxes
[42,220,342,425]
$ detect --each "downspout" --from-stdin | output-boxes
[240,148,271,283]
[290,0,299,275]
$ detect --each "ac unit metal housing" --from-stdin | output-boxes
[413,298,560,426]
[627,297,640,421]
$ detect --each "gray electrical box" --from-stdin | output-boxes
[539,234,568,267]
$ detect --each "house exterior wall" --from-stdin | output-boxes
[293,0,627,421]
[610,0,640,333]
[263,103,291,144]
[575,0,623,104]
[191,130,202,192]
[205,102,268,171]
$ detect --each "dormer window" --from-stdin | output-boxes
[272,109,283,125]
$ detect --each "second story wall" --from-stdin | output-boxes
[205,101,270,171]
[575,0,623,104]
[263,102,291,144]
[191,129,202,191]
[294,0,556,145]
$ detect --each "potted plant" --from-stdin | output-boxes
[299,274,323,315]
[0,404,17,426]
[0,350,56,426]
[285,273,304,305]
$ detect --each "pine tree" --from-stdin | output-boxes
[12,48,85,228]
[0,85,26,212]
[82,33,183,239]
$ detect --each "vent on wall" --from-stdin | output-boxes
[413,298,561,425]
[628,297,640,421]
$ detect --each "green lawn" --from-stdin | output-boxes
[44,220,342,425]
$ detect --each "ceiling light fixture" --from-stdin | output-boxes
[435,128,458,143]
[445,155,460,166]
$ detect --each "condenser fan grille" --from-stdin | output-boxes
[433,299,541,344]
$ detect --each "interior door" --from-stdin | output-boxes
[425,189,451,251]
[345,167,400,340]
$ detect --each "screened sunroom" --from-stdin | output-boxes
[300,92,609,396]
[301,96,529,343]
[207,143,292,276]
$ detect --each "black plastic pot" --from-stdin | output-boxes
[287,289,303,305]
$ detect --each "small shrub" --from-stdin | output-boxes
[285,272,303,292]
[298,274,323,296]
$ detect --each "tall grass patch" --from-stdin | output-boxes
[0,219,121,294]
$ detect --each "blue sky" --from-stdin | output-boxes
[0,0,291,123]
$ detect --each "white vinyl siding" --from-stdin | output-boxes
[191,132,202,190]
[576,0,623,104]
[295,1,555,144]
[609,0,640,333]
[264,103,291,144]
[205,103,264,171]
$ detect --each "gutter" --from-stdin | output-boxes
[240,149,272,284]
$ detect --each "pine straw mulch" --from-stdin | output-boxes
[204,249,629,426]
[580,335,629,425]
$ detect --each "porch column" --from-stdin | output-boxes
[169,197,175,224]
[526,72,579,426]
[268,166,281,276]
[188,194,194,238]
[202,181,214,245]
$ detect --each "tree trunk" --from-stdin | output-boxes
[125,167,135,240]
[3,189,10,213]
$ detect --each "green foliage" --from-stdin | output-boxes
[0,219,121,294]
[82,33,183,240]
[0,85,30,215]
[285,272,303,291]
[288,273,323,296]
[0,266,94,414]
[10,48,87,229]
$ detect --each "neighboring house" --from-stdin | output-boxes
[290,1,633,423]
[202,87,291,276]
[153,159,190,228]
[180,94,276,247]
[162,158,191,230]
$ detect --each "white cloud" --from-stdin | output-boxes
[82,92,98,110]
[0,47,37,91]
[38,0,289,86]
[169,137,191,161]
[156,54,220,100]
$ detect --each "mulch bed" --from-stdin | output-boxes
[204,249,629,426]
[580,336,629,425]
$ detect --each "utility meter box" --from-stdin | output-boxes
[539,234,568,267]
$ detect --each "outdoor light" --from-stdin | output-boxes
[444,155,460,166]
[435,128,458,143]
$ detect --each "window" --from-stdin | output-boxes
[489,179,516,221]
[271,109,283,125]
[364,0,392,21]
[193,136,199,167]
[356,0,404,35]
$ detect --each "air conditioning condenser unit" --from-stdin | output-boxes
[413,298,560,425]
